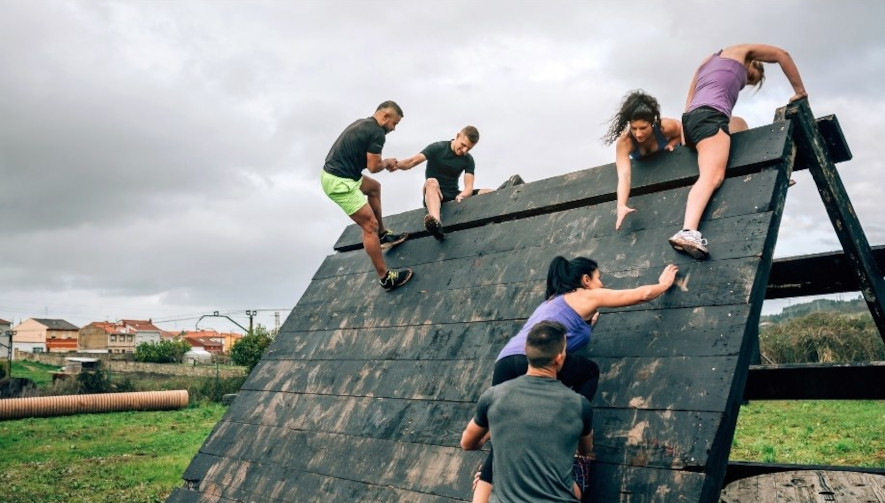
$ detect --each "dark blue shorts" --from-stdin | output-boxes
[682,106,730,148]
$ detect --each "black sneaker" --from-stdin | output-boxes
[497,174,525,190]
[424,214,445,241]
[380,268,413,291]
[379,229,408,250]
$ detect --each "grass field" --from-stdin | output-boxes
[0,400,881,502]
[8,360,61,388]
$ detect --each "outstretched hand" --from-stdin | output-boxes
[384,158,398,172]
[615,205,636,230]
[658,264,678,287]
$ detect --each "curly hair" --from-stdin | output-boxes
[601,90,662,145]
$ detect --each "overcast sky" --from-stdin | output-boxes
[1,1,883,332]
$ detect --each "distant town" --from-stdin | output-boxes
[0,317,243,360]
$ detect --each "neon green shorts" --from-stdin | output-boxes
[321,170,367,216]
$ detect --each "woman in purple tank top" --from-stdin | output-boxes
[602,90,684,231]
[669,44,807,260]
[472,256,679,503]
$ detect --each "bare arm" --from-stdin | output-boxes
[660,118,683,151]
[460,419,488,451]
[578,431,594,456]
[568,264,678,314]
[723,44,807,101]
[457,173,476,202]
[367,153,396,174]
[394,152,427,171]
[614,134,635,230]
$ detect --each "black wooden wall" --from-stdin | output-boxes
[167,121,796,503]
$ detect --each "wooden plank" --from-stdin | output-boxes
[333,124,792,251]
[166,487,229,503]
[244,358,492,402]
[225,390,478,446]
[785,99,885,344]
[316,168,785,282]
[743,362,885,400]
[221,391,721,471]
[287,257,766,332]
[594,356,739,411]
[586,463,708,503]
[721,470,885,503]
[194,423,479,500]
[181,453,465,503]
[816,115,852,163]
[766,245,885,299]
[264,321,522,362]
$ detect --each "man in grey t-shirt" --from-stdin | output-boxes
[461,321,594,502]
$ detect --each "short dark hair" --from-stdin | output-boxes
[525,321,567,368]
[461,125,480,144]
[376,100,404,117]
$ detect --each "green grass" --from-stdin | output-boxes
[0,404,226,503]
[0,400,881,502]
[732,400,885,467]
[8,361,62,388]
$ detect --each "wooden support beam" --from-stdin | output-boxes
[743,362,885,400]
[766,245,885,298]
[783,99,885,345]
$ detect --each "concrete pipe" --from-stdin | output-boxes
[0,390,189,420]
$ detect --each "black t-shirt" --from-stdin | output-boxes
[421,140,475,198]
[323,117,386,181]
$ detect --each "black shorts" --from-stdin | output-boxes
[682,106,730,148]
[423,188,480,207]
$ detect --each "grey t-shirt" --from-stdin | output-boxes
[474,375,593,503]
[323,117,386,181]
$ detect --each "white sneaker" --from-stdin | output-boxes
[668,230,709,260]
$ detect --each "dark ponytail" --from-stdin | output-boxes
[546,256,599,299]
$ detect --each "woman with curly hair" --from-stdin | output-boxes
[602,90,683,230]
[669,44,807,260]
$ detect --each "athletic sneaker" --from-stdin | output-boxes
[497,174,525,190]
[379,229,408,250]
[380,268,413,291]
[668,229,710,260]
[424,214,445,241]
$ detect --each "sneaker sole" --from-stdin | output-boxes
[669,237,709,260]
[380,233,409,250]
[424,216,445,241]
[383,269,413,291]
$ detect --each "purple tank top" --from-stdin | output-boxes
[496,295,592,361]
[687,51,747,117]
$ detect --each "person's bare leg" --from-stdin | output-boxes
[361,175,386,235]
[423,178,443,222]
[349,204,386,278]
[682,130,730,230]
[729,115,749,133]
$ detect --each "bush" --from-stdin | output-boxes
[760,311,885,363]
[230,325,274,372]
[135,339,191,363]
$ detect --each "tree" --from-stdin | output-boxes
[135,339,192,363]
[230,324,274,372]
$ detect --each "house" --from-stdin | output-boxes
[78,322,116,353]
[0,318,11,361]
[184,335,224,354]
[107,324,138,354]
[179,329,243,353]
[117,319,162,346]
[13,318,79,353]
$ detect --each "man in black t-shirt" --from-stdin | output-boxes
[393,126,492,240]
[321,101,413,291]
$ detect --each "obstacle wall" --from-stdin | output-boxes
[168,120,797,502]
